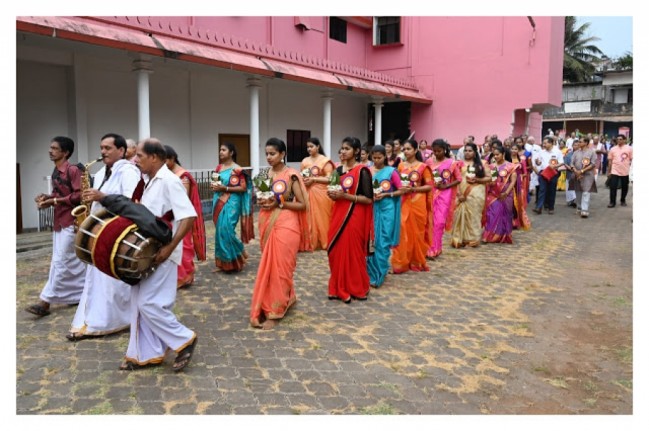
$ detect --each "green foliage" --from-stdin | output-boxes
[563,16,604,83]
[329,169,341,186]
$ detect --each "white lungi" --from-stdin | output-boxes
[124,260,195,364]
[39,226,86,304]
[70,266,131,335]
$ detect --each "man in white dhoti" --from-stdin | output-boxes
[26,136,86,317]
[119,138,197,372]
[67,133,141,341]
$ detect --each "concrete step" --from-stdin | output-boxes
[16,231,52,253]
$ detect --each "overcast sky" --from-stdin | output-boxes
[576,16,633,59]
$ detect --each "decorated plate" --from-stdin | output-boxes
[380,179,392,191]
[229,175,241,186]
[310,166,321,176]
[272,180,287,195]
[342,175,355,191]
[409,171,421,183]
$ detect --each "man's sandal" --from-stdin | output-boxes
[25,304,50,317]
[172,336,198,372]
[119,360,161,371]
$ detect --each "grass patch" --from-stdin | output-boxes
[615,347,632,364]
[359,402,396,415]
[583,398,597,408]
[613,379,632,389]
[547,377,568,389]
[612,296,628,307]
[83,400,113,414]
[533,365,550,374]
[583,380,599,393]
[416,369,428,379]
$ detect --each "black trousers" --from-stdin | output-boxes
[608,174,629,205]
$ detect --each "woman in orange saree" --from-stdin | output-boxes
[327,137,374,303]
[510,142,532,231]
[300,137,334,250]
[164,146,207,288]
[391,140,433,274]
[250,138,310,330]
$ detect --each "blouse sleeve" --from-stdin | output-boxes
[422,166,434,185]
[389,170,402,189]
[451,161,462,182]
[358,167,373,199]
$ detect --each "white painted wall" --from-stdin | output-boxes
[17,39,371,229]
[17,61,70,229]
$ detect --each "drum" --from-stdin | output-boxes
[75,209,162,285]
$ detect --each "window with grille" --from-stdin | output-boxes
[373,17,401,45]
[286,130,311,163]
[330,17,347,43]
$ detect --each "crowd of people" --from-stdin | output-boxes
[25,129,632,372]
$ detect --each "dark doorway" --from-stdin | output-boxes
[367,101,411,146]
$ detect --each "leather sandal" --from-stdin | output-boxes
[25,304,50,317]
[173,336,198,372]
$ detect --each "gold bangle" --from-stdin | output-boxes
[354,195,358,203]
[226,186,229,192]
[54,197,57,205]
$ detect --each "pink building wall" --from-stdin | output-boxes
[96,16,564,146]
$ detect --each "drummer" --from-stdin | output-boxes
[119,138,198,372]
[67,133,142,341]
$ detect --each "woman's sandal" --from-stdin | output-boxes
[66,332,95,342]
[25,304,50,317]
[172,336,198,372]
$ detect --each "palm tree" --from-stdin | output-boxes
[563,16,604,83]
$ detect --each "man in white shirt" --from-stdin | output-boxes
[531,136,564,215]
[120,138,198,372]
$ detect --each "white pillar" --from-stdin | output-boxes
[132,57,153,140]
[373,97,384,147]
[247,77,262,176]
[322,90,333,157]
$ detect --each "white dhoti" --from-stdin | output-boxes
[70,266,131,335]
[125,260,195,365]
[40,226,86,304]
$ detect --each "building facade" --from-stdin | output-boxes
[16,16,564,230]
[542,69,633,140]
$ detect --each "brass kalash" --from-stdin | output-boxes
[72,159,162,285]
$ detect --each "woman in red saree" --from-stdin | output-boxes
[250,138,310,330]
[391,140,434,274]
[326,137,374,303]
[300,137,334,250]
[164,146,207,288]
[510,142,532,231]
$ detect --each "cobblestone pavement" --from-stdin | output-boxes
[16,177,634,415]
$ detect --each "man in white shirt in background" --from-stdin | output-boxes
[531,136,565,215]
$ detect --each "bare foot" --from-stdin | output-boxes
[261,319,277,330]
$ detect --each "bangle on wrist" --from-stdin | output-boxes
[226,186,229,192]
[54,197,57,205]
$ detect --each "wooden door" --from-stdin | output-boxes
[219,134,251,168]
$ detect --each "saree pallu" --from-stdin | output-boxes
[301,157,335,250]
[426,158,460,258]
[450,165,487,248]
[512,163,532,230]
[391,163,433,273]
[328,165,373,300]
[366,167,401,288]
[482,162,516,244]
[212,166,254,272]
[250,168,309,325]
[177,170,207,288]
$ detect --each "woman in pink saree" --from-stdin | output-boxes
[425,139,461,259]
[250,138,310,330]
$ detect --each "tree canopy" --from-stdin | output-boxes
[563,16,604,83]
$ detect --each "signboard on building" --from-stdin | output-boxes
[564,101,591,113]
